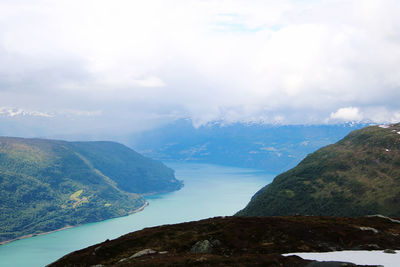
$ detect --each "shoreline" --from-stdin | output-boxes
[0,201,150,246]
[132,201,149,213]
[0,225,74,246]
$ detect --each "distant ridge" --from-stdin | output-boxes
[237,123,400,217]
[0,137,182,243]
[130,119,366,173]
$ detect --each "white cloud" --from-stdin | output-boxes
[329,106,400,124]
[362,107,400,124]
[0,107,52,118]
[0,0,399,136]
[133,76,166,88]
[58,109,103,117]
[260,146,278,152]
[330,107,363,122]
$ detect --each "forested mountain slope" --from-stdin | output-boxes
[0,137,182,243]
[237,124,400,217]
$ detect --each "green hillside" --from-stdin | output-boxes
[0,137,182,243]
[237,123,400,217]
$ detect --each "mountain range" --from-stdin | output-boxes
[130,119,365,173]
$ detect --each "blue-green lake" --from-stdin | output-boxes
[0,162,274,267]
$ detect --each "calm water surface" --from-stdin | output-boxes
[0,162,274,267]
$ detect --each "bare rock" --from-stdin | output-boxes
[190,240,214,254]
[383,249,396,254]
[359,227,379,234]
[211,239,221,247]
[129,248,157,259]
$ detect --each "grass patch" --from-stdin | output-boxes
[70,190,83,201]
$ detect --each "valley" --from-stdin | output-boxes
[1,1,398,266]
[43,123,400,266]
[0,163,272,267]
[130,120,364,173]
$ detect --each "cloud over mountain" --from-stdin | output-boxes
[0,0,399,136]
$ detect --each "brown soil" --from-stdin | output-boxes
[49,215,400,266]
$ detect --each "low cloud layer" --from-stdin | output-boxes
[330,107,363,122]
[0,0,400,136]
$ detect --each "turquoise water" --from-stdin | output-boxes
[0,162,274,267]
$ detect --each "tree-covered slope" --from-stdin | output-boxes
[237,123,400,217]
[68,141,181,194]
[0,137,182,243]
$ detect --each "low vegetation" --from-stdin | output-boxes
[49,215,400,266]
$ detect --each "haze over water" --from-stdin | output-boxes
[0,162,274,267]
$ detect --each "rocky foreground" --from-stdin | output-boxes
[49,215,400,266]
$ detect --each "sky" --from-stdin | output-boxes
[0,0,400,137]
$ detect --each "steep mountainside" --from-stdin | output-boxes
[49,215,400,266]
[130,119,364,173]
[0,137,182,243]
[237,124,400,217]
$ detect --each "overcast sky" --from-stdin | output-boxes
[0,0,400,137]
